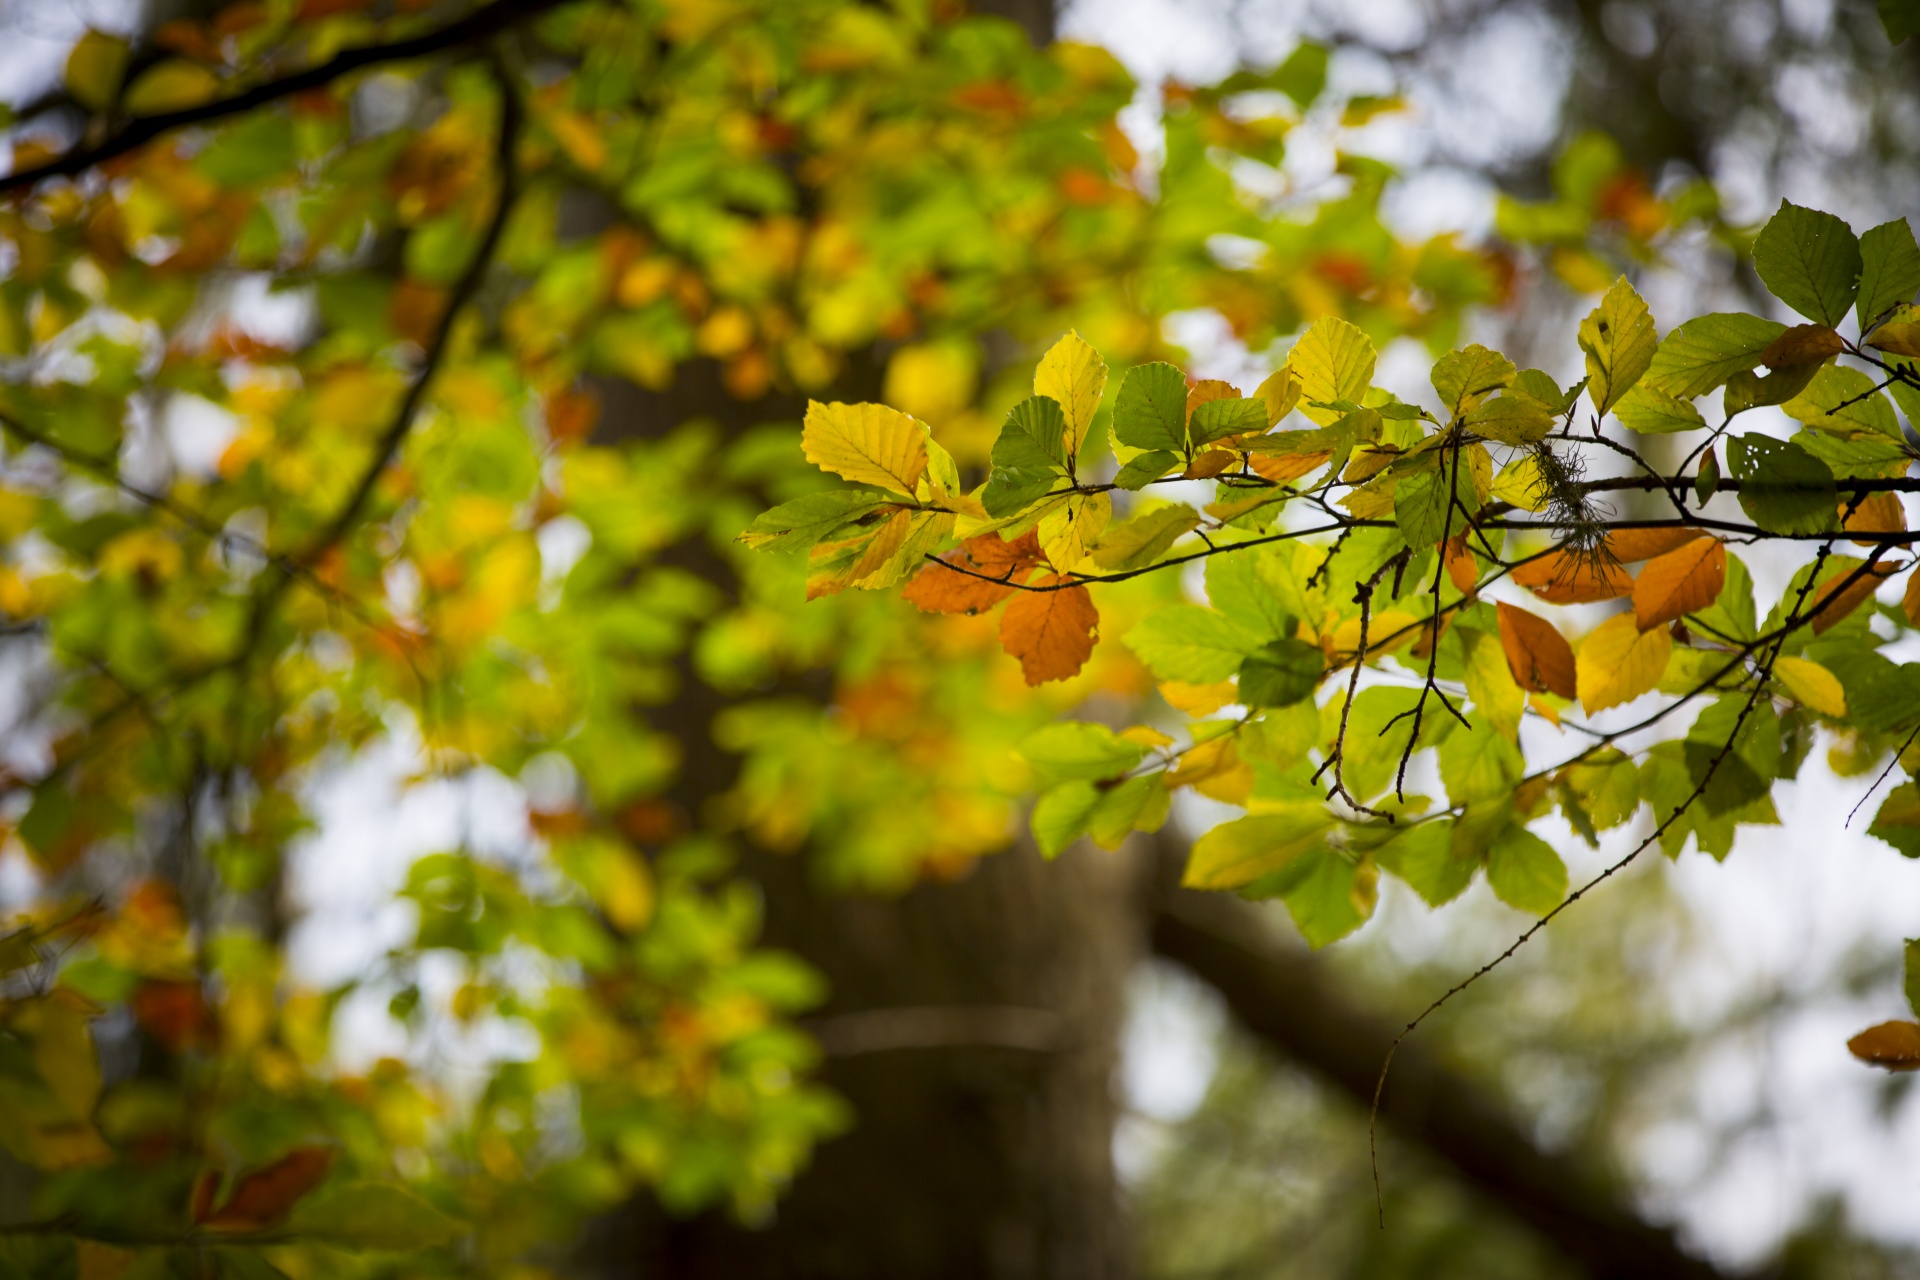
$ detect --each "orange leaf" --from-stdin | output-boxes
[1248,450,1330,483]
[199,1146,335,1231]
[1181,449,1237,479]
[1185,379,1237,418]
[1810,562,1896,634]
[1603,526,1704,563]
[1632,537,1723,631]
[902,531,1043,616]
[1844,493,1907,546]
[1905,566,1920,629]
[1444,533,1478,594]
[1511,549,1632,604]
[1759,322,1844,369]
[1848,1020,1920,1071]
[1496,602,1577,700]
[999,576,1098,685]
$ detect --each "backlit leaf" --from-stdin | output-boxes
[999,576,1098,685]
[802,401,929,496]
[1288,317,1376,426]
[1809,561,1896,634]
[1613,384,1705,434]
[1124,605,1263,684]
[1496,602,1577,700]
[65,31,129,113]
[1033,331,1107,459]
[1486,825,1567,915]
[1577,276,1657,415]
[1773,656,1846,718]
[1112,362,1189,453]
[738,491,887,553]
[123,60,221,116]
[1182,807,1333,890]
[1857,219,1920,327]
[1577,612,1672,713]
[1237,638,1323,707]
[1019,722,1147,783]
[1430,344,1515,416]
[1645,313,1786,399]
[1089,505,1199,571]
[1632,537,1723,630]
[1511,549,1632,604]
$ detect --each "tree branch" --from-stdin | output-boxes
[0,0,563,196]
[1147,858,1739,1280]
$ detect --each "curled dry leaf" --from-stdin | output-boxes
[1511,549,1632,604]
[1847,1020,1920,1070]
[999,574,1098,685]
[1496,602,1577,700]
[1632,537,1723,631]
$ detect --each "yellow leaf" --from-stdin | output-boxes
[1491,455,1546,511]
[1906,566,1920,629]
[1254,365,1301,425]
[123,60,221,116]
[1867,319,1920,360]
[802,400,929,496]
[1287,316,1376,425]
[1033,330,1107,458]
[65,30,129,113]
[885,341,977,424]
[1167,736,1253,805]
[1844,493,1906,545]
[1120,725,1176,749]
[18,994,101,1121]
[1774,656,1846,718]
[1159,680,1236,715]
[1631,537,1723,630]
[1037,491,1110,573]
[1464,629,1524,741]
[1577,276,1657,415]
[1577,612,1671,713]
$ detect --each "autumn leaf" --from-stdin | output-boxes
[1906,566,1920,628]
[1809,561,1895,633]
[1577,613,1672,713]
[1773,656,1847,717]
[903,531,1043,615]
[1496,602,1577,700]
[1758,322,1844,368]
[1034,330,1107,460]
[801,401,929,496]
[1632,537,1723,630]
[1604,526,1707,563]
[1843,492,1907,545]
[1444,533,1479,594]
[1847,1020,1920,1070]
[1577,277,1656,415]
[1511,549,1632,604]
[199,1146,336,1231]
[1000,575,1098,684]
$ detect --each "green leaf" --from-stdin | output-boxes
[1249,848,1375,948]
[1578,276,1657,415]
[1206,542,1304,641]
[1691,550,1755,642]
[1271,41,1328,105]
[1113,362,1189,453]
[1430,344,1515,417]
[65,30,129,113]
[737,491,885,552]
[1030,781,1100,858]
[1113,449,1181,490]
[1019,722,1147,782]
[1182,807,1334,890]
[284,1183,463,1252]
[1868,784,1920,858]
[1463,394,1555,445]
[1090,505,1200,571]
[1439,722,1523,805]
[1694,448,1721,504]
[1753,201,1860,327]
[1723,363,1822,417]
[1645,313,1787,399]
[1288,317,1377,426]
[1792,429,1911,479]
[1374,819,1474,907]
[123,60,221,116]
[1189,397,1267,446]
[1857,219,1920,326]
[1905,939,1920,1020]
[1726,433,1836,536]
[1085,776,1169,850]
[1237,638,1324,707]
[996,396,1068,469]
[1485,826,1567,915]
[1344,685,1451,802]
[1125,605,1263,683]
[1783,364,1901,439]
[981,467,1059,517]
[1614,384,1706,434]
[1515,368,1580,415]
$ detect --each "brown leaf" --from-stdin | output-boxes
[131,980,215,1052]
[1496,602,1577,699]
[199,1146,335,1231]
[1810,562,1896,634]
[1844,493,1907,546]
[1632,537,1723,631]
[1511,549,1632,604]
[1905,566,1920,629]
[1848,1020,1920,1070]
[999,575,1098,685]
[1181,448,1237,479]
[1759,323,1844,369]
[902,531,1043,616]
[1604,526,1705,563]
